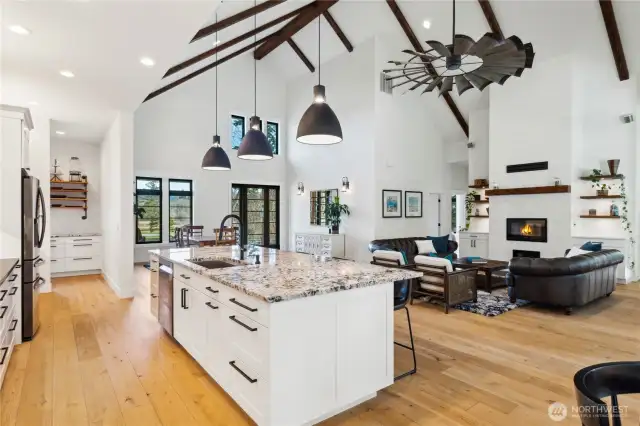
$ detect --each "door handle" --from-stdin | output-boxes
[180,288,185,309]
[205,302,219,310]
[9,319,18,332]
[229,315,257,332]
[73,244,93,247]
[35,258,45,266]
[229,361,257,383]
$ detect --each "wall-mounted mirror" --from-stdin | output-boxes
[310,189,338,226]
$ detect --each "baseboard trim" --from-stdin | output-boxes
[52,270,102,278]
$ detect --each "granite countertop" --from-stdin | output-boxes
[150,246,422,303]
[51,233,101,238]
[0,258,19,285]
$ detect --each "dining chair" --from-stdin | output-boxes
[213,227,237,245]
[574,361,640,426]
[174,227,183,247]
[184,225,204,238]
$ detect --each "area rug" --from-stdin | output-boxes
[422,288,530,317]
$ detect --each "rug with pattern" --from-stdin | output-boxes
[423,288,530,317]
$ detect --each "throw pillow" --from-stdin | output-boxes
[580,241,602,252]
[415,239,436,254]
[566,247,591,258]
[427,235,450,253]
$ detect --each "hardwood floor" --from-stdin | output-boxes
[1,268,639,426]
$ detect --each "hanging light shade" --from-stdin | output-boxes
[202,12,231,171]
[238,116,273,160]
[296,85,342,145]
[202,135,231,170]
[296,16,342,145]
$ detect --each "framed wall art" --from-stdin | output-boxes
[382,189,402,218]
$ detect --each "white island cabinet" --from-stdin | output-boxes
[152,246,420,426]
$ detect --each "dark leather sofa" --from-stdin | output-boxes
[507,249,623,314]
[368,237,458,264]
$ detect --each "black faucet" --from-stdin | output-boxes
[219,214,245,259]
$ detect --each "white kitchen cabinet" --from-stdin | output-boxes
[50,235,102,276]
[294,232,345,258]
[459,232,489,258]
[0,260,21,389]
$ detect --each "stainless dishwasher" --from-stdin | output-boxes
[158,259,173,336]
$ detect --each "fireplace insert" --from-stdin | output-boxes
[506,218,547,242]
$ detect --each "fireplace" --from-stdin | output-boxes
[506,218,547,242]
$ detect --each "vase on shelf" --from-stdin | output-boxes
[588,209,597,216]
[607,159,620,176]
[610,203,620,217]
[596,189,609,196]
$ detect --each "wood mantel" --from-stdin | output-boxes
[485,185,571,196]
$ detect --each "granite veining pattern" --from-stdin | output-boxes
[150,246,422,303]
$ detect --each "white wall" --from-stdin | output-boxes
[135,53,288,261]
[287,39,376,262]
[100,112,134,298]
[50,140,101,235]
[468,108,489,184]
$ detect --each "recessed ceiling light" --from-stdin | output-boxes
[423,20,431,29]
[9,25,31,35]
[56,131,66,135]
[140,57,155,67]
[60,70,75,78]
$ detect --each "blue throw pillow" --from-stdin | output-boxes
[427,235,450,253]
[428,253,453,262]
[580,241,602,252]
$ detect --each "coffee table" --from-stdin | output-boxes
[452,258,509,293]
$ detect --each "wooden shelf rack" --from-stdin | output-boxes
[485,185,571,196]
[580,215,620,219]
[579,174,624,181]
[580,195,622,199]
[50,180,88,219]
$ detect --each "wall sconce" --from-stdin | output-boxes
[297,182,304,195]
[341,177,350,192]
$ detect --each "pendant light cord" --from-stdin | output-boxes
[318,16,321,85]
[452,0,456,45]
[254,0,257,116]
[215,11,218,136]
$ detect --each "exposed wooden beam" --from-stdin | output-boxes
[287,39,315,73]
[164,3,315,78]
[191,0,286,43]
[144,35,272,103]
[385,0,469,137]
[254,0,337,60]
[477,0,504,40]
[323,10,353,52]
[598,0,629,81]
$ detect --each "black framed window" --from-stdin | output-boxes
[135,177,162,244]
[266,121,279,155]
[231,115,245,150]
[231,184,280,248]
[169,179,193,242]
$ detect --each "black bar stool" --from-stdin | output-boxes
[574,361,640,426]
[393,279,417,381]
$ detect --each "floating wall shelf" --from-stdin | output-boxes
[472,199,490,204]
[579,215,620,219]
[485,185,571,196]
[579,174,624,181]
[470,215,489,218]
[50,180,88,220]
[579,195,622,199]
[468,184,489,189]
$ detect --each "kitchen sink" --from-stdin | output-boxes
[189,259,237,269]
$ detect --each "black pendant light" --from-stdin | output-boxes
[296,16,342,145]
[202,12,231,171]
[238,1,273,161]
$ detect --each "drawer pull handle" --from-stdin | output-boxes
[150,294,158,298]
[73,244,93,247]
[229,298,257,312]
[205,286,219,294]
[74,238,93,241]
[35,258,45,266]
[8,273,18,283]
[229,315,257,332]
[51,245,57,248]
[9,287,17,296]
[180,274,190,280]
[9,319,18,332]
[0,290,7,301]
[229,361,257,383]
[0,347,8,365]
[73,257,93,261]
[205,302,219,310]
[0,306,7,319]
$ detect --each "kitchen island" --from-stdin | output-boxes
[149,246,421,426]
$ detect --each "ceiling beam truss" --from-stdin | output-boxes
[385,0,469,137]
[287,39,315,72]
[476,0,504,40]
[598,0,629,81]
[323,10,353,52]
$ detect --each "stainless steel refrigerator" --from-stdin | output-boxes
[21,168,46,341]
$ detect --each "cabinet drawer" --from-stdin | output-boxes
[66,257,101,272]
[50,259,65,273]
[67,242,101,258]
[222,305,269,379]
[174,266,224,301]
[226,353,268,425]
[150,291,159,319]
[50,244,66,259]
[220,286,270,328]
[0,320,16,388]
[67,236,101,244]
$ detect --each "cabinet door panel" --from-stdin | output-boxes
[173,282,189,347]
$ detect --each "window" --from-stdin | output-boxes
[231,184,280,248]
[135,177,162,244]
[231,115,245,150]
[169,179,193,242]
[266,121,279,155]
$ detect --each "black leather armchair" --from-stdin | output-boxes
[368,237,458,264]
[507,249,624,314]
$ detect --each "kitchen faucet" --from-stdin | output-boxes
[219,214,246,259]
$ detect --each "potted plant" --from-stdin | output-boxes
[134,204,146,243]
[464,191,478,229]
[588,169,613,196]
[325,196,350,234]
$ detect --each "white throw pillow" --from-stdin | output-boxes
[566,247,591,258]
[415,239,436,254]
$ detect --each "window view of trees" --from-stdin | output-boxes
[231,184,279,248]
[135,178,162,244]
[266,121,278,155]
[169,180,193,242]
[230,115,278,155]
[231,115,245,150]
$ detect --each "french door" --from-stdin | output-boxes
[231,184,280,249]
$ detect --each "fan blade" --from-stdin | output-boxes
[464,73,492,90]
[383,66,430,73]
[483,52,528,68]
[426,40,451,57]
[401,49,440,60]
[474,69,511,85]
[480,65,522,75]
[455,75,473,96]
[467,32,503,57]
[385,70,428,81]
[409,75,434,91]
[438,76,453,97]
[453,34,475,55]
[422,75,444,93]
